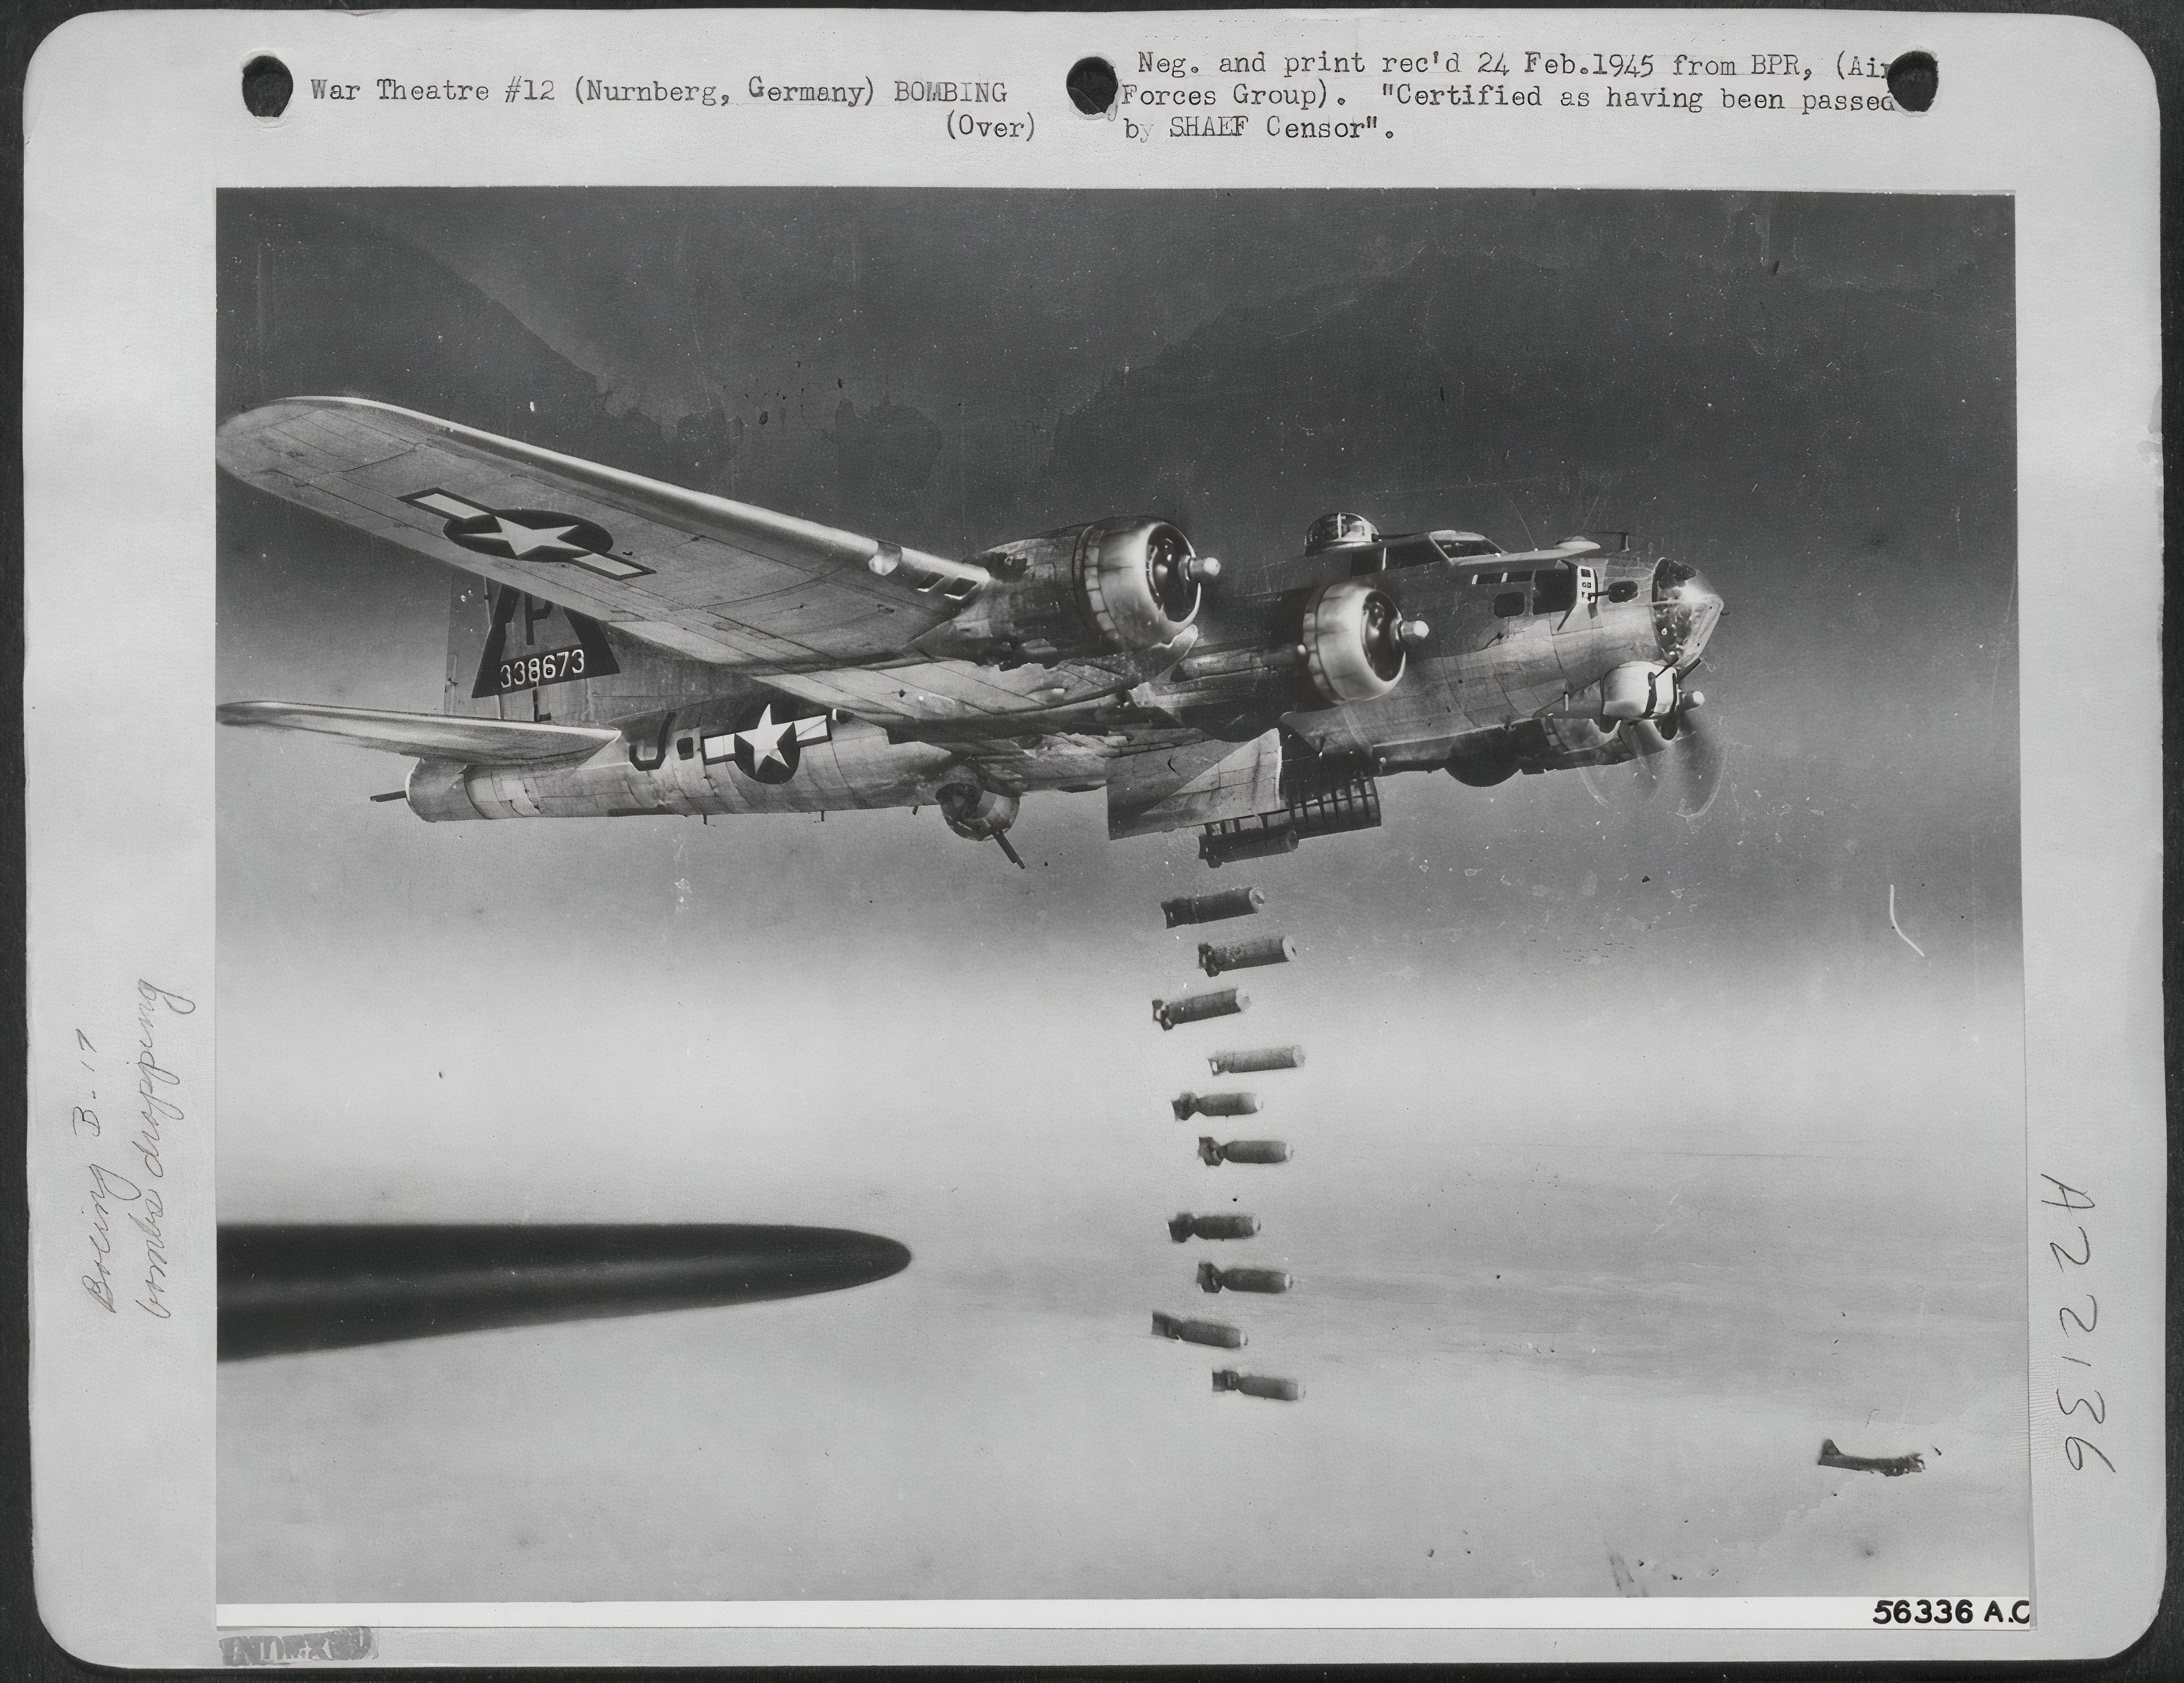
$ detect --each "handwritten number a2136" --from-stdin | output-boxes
[2056,1388,2106,1424]
[2049,1226,2090,1271]
[2058,1296,2097,1337]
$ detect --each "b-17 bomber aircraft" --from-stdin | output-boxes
[217,398,1727,867]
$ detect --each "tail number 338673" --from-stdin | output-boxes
[494,647,587,693]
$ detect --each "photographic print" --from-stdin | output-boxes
[210,186,2028,1605]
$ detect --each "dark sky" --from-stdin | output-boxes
[216,193,2026,1600]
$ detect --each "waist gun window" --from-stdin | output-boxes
[1532,569,1579,614]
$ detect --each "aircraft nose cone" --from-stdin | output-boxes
[1681,569,1724,646]
[1651,560,1724,662]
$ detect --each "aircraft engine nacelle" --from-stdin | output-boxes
[405,759,483,822]
[1599,660,1694,721]
[1078,517,1207,651]
[1300,578,1421,705]
[953,517,1210,662]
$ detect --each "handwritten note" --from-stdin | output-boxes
[74,981,194,1320]
[2041,1173,2113,1475]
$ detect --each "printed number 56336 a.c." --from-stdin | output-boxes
[1873,1598,2030,1625]
[1875,1598,1972,1624]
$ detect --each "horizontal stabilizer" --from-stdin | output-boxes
[217,700,619,764]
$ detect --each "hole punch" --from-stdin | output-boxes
[1885,50,1937,113]
[1066,56,1118,116]
[242,54,294,118]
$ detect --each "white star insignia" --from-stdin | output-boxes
[484,516,591,559]
[738,705,795,770]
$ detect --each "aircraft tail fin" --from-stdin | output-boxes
[1819,1439,1840,1458]
[444,574,724,727]
[217,701,617,765]
[443,576,620,723]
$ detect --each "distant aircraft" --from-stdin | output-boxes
[217,398,1728,867]
[1817,1438,1926,1476]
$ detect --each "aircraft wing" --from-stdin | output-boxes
[217,397,990,673]
[217,700,618,763]
[221,1223,912,1360]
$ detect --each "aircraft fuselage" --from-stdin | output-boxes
[408,536,1720,826]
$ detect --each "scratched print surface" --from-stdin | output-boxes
[214,189,2025,1600]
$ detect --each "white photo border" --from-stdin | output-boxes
[23,7,2162,1667]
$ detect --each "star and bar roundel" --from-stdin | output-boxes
[701,700,832,784]
[403,489,652,580]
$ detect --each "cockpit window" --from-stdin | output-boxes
[1382,538,1443,570]
[1434,535,1500,561]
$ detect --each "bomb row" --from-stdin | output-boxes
[1147,884,1304,1401]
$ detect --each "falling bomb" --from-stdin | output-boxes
[1162,886,1266,927]
[1196,1261,1292,1293]
[1212,1369,1303,1401]
[1169,1211,1261,1242]
[1198,934,1297,978]
[1153,987,1248,1031]
[1208,1044,1305,1075]
[1171,1089,1260,1121]
[1198,1137,1291,1166]
[1151,1310,1246,1349]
